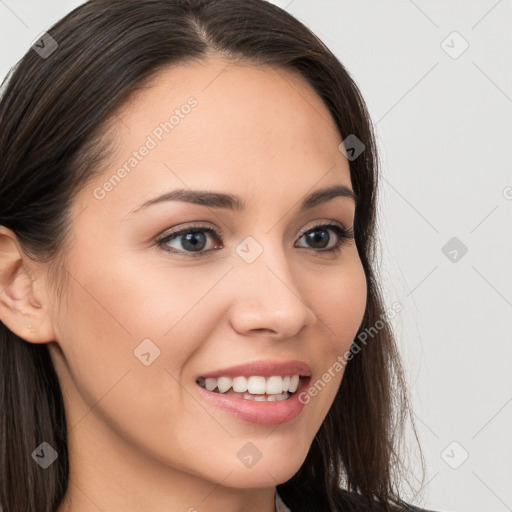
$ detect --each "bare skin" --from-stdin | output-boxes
[0,57,367,512]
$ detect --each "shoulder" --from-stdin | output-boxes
[338,490,439,512]
[390,501,438,512]
[340,491,438,512]
[276,484,438,512]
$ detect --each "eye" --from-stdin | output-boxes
[156,224,222,256]
[156,222,354,257]
[295,223,354,254]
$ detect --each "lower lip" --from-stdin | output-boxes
[196,378,310,426]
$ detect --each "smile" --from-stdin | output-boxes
[196,374,300,401]
[195,362,312,425]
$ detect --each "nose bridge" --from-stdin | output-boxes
[228,234,313,337]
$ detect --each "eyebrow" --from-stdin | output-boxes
[129,183,357,215]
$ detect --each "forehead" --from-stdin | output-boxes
[75,57,351,218]
[114,57,342,157]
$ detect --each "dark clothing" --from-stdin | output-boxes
[275,486,437,512]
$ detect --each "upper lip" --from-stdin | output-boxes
[198,359,312,379]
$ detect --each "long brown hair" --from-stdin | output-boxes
[0,1,422,510]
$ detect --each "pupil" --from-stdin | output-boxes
[306,229,329,249]
[183,231,206,251]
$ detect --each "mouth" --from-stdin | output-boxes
[194,360,312,425]
[196,374,311,426]
[196,374,303,402]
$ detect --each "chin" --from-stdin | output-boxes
[225,444,308,488]
[219,463,302,489]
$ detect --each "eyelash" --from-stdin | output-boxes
[156,222,354,258]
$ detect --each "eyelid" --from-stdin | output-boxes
[295,219,348,238]
[156,219,349,240]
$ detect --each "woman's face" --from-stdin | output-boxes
[46,57,367,495]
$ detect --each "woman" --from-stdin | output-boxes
[0,1,433,511]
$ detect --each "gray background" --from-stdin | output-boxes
[1,1,511,511]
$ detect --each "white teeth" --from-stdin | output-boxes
[217,376,232,393]
[232,376,248,393]
[198,374,303,395]
[247,376,266,394]
[242,392,289,402]
[266,376,284,394]
[205,378,217,391]
[289,375,300,393]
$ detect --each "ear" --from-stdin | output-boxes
[0,226,56,343]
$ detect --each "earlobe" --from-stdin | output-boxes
[0,226,56,344]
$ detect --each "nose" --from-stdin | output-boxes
[227,241,316,339]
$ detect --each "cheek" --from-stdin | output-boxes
[53,243,224,412]
[62,238,214,351]
[312,253,367,353]
[52,258,223,474]
[300,253,367,413]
